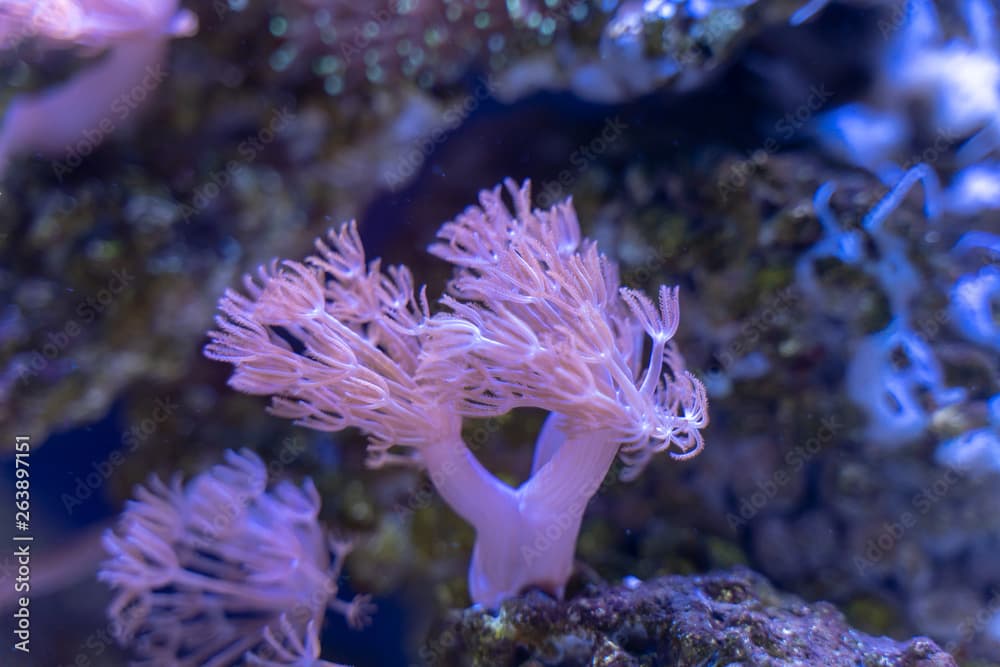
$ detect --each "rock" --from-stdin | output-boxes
[429,568,956,667]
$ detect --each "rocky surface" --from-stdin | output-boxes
[429,568,956,667]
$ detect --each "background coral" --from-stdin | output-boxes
[99,448,372,665]
[0,0,197,175]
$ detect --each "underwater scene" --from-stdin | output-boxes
[1,0,999,665]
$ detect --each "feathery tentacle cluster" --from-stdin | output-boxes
[99,449,372,666]
[207,222,451,468]
[423,180,707,478]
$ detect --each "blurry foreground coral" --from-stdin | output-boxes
[99,449,372,666]
[0,0,196,175]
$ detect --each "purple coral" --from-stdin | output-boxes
[205,180,708,608]
[99,448,372,666]
[0,0,197,177]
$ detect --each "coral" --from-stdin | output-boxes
[0,0,197,176]
[800,167,964,447]
[815,0,1000,215]
[99,448,373,666]
[8,1,998,664]
[949,231,1000,351]
[935,394,1000,476]
[0,0,795,453]
[205,179,708,608]
[846,320,963,447]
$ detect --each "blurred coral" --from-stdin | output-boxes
[815,0,1000,213]
[802,167,964,447]
[206,179,708,607]
[949,231,1000,351]
[0,0,197,176]
[99,448,372,666]
[936,394,1000,476]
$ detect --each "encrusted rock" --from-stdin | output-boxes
[429,568,956,667]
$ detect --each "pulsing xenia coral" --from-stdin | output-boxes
[99,449,373,666]
[206,180,708,608]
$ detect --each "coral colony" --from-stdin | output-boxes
[819,0,1000,220]
[0,0,197,177]
[205,180,709,609]
[809,0,1000,455]
[798,167,965,448]
[99,449,373,666]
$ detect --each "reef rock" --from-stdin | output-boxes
[429,568,955,667]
